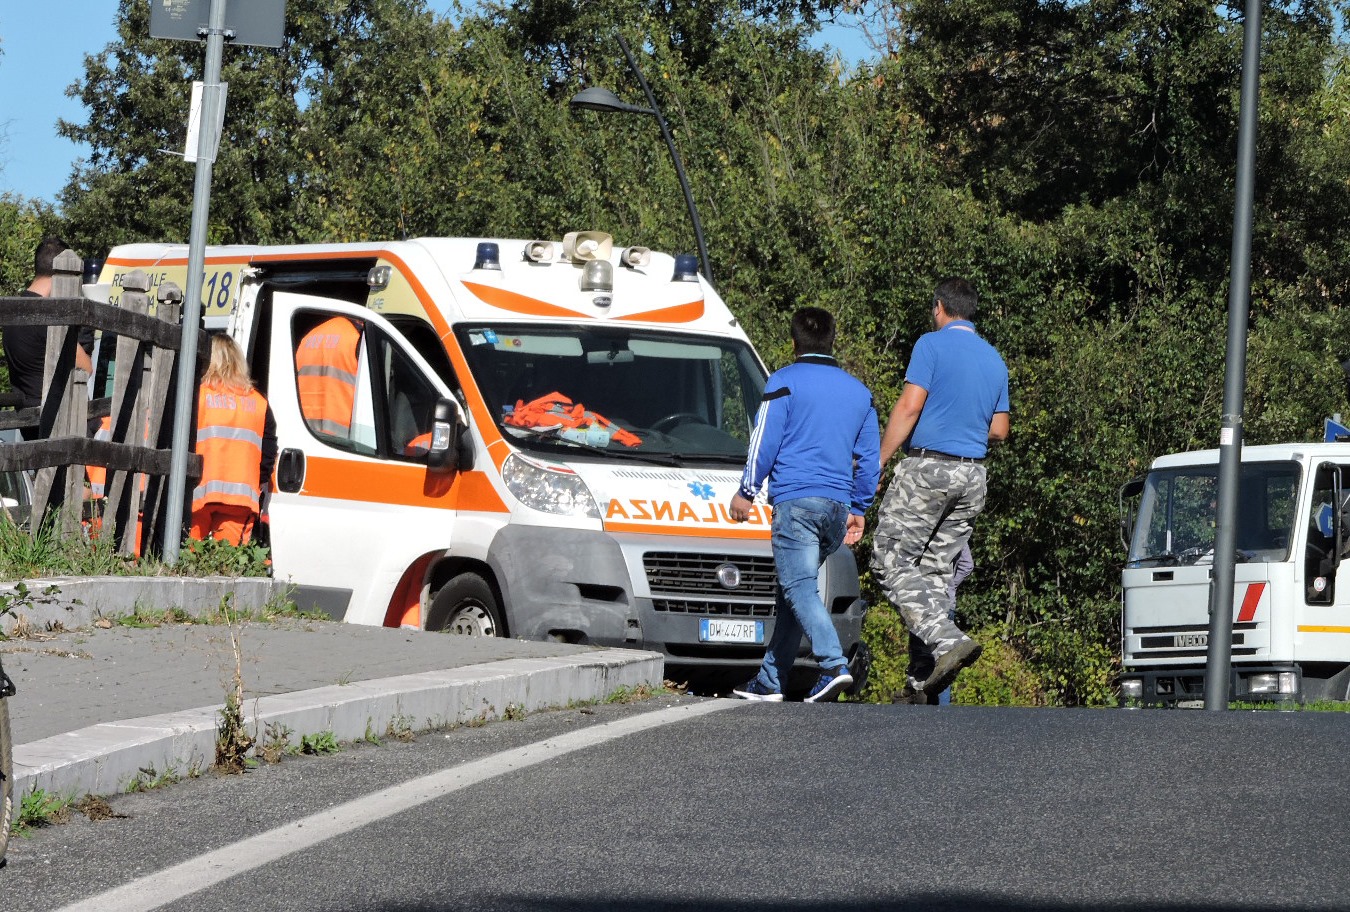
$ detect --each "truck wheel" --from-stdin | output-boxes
[1,696,12,867]
[432,573,505,638]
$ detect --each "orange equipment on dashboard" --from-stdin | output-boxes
[503,392,641,448]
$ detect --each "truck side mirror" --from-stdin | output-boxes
[1119,476,1145,550]
[426,397,472,473]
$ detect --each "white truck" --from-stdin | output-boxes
[98,232,870,688]
[1119,442,1350,705]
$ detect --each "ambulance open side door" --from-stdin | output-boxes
[248,291,467,625]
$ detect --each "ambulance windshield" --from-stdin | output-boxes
[457,325,766,461]
[1127,462,1300,566]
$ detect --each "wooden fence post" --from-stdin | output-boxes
[30,250,89,538]
[103,271,152,555]
[138,282,186,557]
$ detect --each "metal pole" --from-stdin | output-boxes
[614,32,712,284]
[1204,0,1263,711]
[162,0,229,564]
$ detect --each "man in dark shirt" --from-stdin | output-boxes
[2,236,94,440]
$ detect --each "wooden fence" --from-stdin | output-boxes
[0,250,209,556]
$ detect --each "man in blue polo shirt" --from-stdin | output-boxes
[872,278,1010,704]
[729,307,881,703]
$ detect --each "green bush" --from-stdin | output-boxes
[858,604,1051,706]
[950,632,1048,706]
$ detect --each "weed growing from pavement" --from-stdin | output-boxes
[215,691,255,773]
[14,789,73,834]
[296,731,340,755]
[258,722,293,764]
[386,715,416,742]
[9,790,133,837]
[362,720,381,745]
[502,703,527,721]
[125,765,180,793]
[603,684,664,704]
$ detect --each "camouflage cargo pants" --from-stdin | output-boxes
[870,457,987,657]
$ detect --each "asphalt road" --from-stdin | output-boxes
[3,697,1347,912]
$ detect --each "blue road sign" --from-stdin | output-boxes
[1325,417,1350,442]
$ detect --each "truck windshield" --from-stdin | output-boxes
[1127,462,1301,566]
[455,324,766,461]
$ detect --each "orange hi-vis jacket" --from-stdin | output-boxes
[296,317,360,436]
[86,416,113,499]
[193,385,269,513]
[503,392,641,447]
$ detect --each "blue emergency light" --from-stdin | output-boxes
[671,254,699,283]
[474,242,502,271]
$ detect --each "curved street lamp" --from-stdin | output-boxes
[569,33,712,285]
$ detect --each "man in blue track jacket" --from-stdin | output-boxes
[729,307,881,703]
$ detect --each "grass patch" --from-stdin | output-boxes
[0,515,273,583]
[603,683,665,704]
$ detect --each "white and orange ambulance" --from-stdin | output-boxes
[99,233,869,685]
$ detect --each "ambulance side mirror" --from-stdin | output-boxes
[426,397,472,473]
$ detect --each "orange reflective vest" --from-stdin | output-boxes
[193,385,268,513]
[86,416,113,499]
[503,391,641,447]
[296,317,360,437]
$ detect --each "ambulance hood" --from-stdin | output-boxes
[564,462,771,538]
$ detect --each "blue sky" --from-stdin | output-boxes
[0,4,870,210]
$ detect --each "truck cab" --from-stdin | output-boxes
[1119,443,1350,705]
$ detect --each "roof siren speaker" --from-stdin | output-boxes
[562,231,613,263]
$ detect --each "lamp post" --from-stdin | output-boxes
[569,33,712,284]
[1205,0,1264,711]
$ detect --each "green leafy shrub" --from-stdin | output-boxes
[169,536,271,578]
[950,632,1048,706]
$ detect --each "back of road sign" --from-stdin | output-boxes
[150,0,286,48]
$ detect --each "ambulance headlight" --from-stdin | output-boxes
[1119,679,1143,700]
[502,453,600,518]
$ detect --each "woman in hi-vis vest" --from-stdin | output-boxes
[191,335,277,545]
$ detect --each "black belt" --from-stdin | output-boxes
[910,448,984,465]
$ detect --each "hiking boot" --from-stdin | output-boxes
[921,637,982,697]
[732,678,784,702]
[890,679,936,705]
[804,665,854,703]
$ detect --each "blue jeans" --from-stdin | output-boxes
[755,497,849,692]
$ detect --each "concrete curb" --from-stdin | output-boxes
[12,647,664,799]
[1,577,287,635]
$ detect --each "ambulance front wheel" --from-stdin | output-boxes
[433,573,506,638]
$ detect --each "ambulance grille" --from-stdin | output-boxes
[643,552,777,600]
[652,599,774,618]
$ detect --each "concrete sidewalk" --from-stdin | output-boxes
[0,577,664,800]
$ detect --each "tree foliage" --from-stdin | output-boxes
[48,0,1350,704]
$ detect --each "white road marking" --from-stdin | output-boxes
[52,699,736,912]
